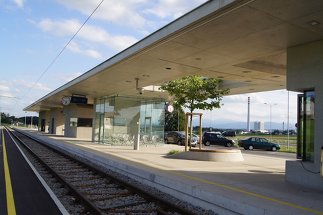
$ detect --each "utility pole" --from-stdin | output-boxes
[264,102,277,140]
[287,91,290,149]
[247,97,250,132]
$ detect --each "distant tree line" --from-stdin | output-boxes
[0,112,38,126]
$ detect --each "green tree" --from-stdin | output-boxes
[165,107,185,131]
[161,75,229,147]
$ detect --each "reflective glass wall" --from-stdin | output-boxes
[94,96,165,146]
[297,91,315,162]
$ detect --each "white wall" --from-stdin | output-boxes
[51,108,65,135]
[63,104,93,139]
[286,39,323,190]
[39,109,64,135]
[39,111,50,132]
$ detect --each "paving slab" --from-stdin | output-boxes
[21,129,323,215]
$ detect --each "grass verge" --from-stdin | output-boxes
[168,149,182,155]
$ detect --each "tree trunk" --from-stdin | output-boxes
[189,111,193,150]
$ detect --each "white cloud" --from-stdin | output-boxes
[56,72,83,83]
[56,0,208,33]
[13,0,25,8]
[144,0,207,19]
[0,82,19,108]
[37,19,79,36]
[68,41,102,59]
[14,80,52,92]
[0,84,10,92]
[196,90,298,127]
[57,0,149,29]
[36,19,138,52]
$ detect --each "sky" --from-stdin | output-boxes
[0,0,299,129]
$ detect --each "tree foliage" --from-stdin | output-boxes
[160,75,229,113]
[164,107,185,131]
[0,112,38,126]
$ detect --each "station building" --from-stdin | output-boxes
[25,0,323,190]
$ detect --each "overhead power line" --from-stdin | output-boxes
[24,0,105,98]
[0,95,19,99]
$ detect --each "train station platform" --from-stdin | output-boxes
[16,129,323,215]
[0,128,67,215]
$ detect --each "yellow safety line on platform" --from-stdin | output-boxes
[2,129,17,215]
[173,171,323,215]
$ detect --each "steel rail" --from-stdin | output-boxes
[9,127,198,215]
[5,127,104,215]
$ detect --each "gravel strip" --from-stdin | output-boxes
[16,132,218,215]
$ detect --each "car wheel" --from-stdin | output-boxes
[226,142,232,147]
[272,146,277,151]
[177,140,183,145]
[165,139,168,144]
[248,145,254,150]
[205,141,211,146]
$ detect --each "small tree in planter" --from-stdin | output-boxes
[160,75,229,150]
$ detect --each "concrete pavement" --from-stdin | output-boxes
[20,129,323,215]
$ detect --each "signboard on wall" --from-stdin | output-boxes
[70,96,88,104]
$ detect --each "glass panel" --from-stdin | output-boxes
[105,96,140,146]
[70,118,77,127]
[140,100,165,145]
[94,96,165,146]
[304,91,315,162]
[94,99,105,143]
[297,94,304,159]
[103,97,115,144]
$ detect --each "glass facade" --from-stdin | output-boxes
[297,91,315,162]
[304,91,315,162]
[94,96,165,146]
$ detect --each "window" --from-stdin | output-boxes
[77,118,93,127]
[70,118,77,127]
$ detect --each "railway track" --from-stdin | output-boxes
[6,127,210,215]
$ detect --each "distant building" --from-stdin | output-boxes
[254,121,264,131]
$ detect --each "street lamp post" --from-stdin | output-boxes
[287,91,290,149]
[264,102,277,140]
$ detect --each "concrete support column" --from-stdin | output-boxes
[286,39,323,190]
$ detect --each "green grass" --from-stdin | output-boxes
[168,149,182,155]
[279,145,297,153]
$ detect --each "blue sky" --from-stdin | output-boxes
[0,0,298,129]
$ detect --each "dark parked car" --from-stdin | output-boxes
[238,137,280,151]
[222,130,236,137]
[202,132,235,147]
[165,131,198,147]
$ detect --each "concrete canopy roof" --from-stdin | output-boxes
[25,0,323,112]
